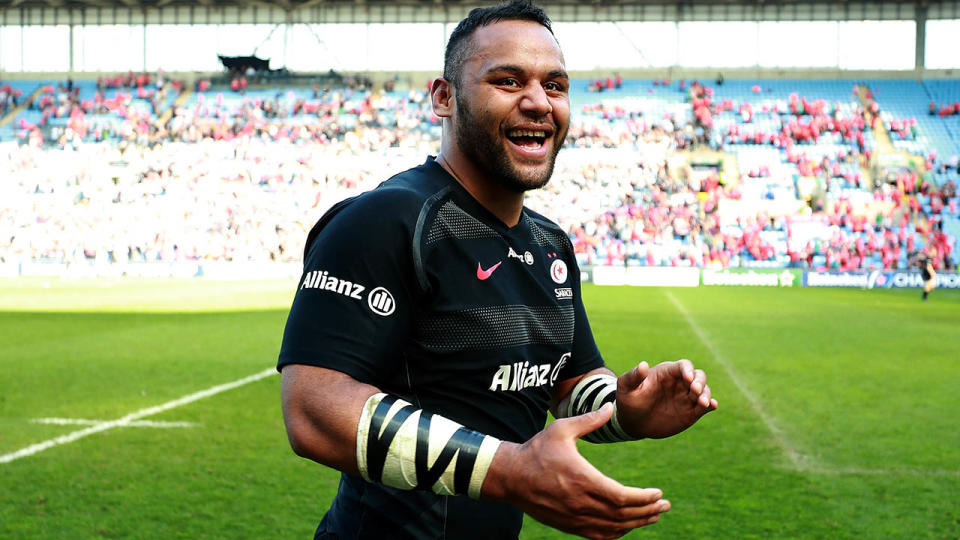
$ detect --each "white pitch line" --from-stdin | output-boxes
[665,291,807,470]
[32,418,199,428]
[1,367,276,465]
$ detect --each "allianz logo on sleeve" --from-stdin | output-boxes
[300,269,395,316]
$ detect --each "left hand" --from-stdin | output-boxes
[615,359,718,440]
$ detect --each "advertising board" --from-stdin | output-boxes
[702,268,800,287]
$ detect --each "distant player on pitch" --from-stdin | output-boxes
[277,2,718,538]
[919,250,937,301]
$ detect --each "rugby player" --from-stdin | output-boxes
[278,2,718,538]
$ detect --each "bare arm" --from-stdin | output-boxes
[280,364,379,475]
[550,360,718,441]
[281,363,668,540]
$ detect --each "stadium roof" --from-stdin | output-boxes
[0,0,958,25]
[0,0,957,10]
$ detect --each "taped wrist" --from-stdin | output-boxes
[356,393,501,499]
[565,374,635,443]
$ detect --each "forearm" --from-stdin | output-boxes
[283,364,671,537]
[482,438,542,507]
[282,364,502,498]
[354,392,501,498]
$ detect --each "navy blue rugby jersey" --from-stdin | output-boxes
[277,157,604,539]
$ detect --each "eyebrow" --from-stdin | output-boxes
[485,64,569,81]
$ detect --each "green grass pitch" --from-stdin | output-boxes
[1,278,958,539]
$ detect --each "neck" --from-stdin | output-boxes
[436,146,524,228]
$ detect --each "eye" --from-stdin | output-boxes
[545,81,566,93]
[497,78,520,88]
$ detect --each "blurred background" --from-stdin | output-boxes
[0,0,958,279]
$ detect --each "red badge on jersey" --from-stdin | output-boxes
[550,259,568,284]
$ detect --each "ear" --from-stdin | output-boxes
[431,77,454,119]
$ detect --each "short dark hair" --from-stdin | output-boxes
[443,0,554,88]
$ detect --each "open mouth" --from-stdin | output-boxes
[506,129,549,150]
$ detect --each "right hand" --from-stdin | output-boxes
[481,403,669,540]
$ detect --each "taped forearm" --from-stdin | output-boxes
[561,374,635,443]
[356,393,501,499]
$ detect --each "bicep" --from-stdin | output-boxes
[280,364,381,475]
[278,194,422,471]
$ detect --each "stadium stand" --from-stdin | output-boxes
[1,74,957,272]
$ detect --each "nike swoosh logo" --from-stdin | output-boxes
[476,261,502,280]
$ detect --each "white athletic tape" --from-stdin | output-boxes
[356,393,500,499]
[565,374,634,443]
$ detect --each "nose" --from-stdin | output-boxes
[519,83,552,117]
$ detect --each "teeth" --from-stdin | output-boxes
[508,129,547,138]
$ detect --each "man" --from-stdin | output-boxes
[919,250,936,301]
[278,2,717,539]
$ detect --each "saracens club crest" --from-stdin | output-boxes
[550,259,568,284]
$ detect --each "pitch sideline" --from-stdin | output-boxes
[666,291,812,471]
[0,367,276,465]
[665,291,960,478]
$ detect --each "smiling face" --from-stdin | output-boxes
[450,20,570,193]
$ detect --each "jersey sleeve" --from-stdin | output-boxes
[277,188,421,386]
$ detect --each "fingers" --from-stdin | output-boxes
[593,482,665,511]
[577,506,669,540]
[694,383,718,412]
[676,358,695,383]
[622,358,718,412]
[575,514,663,540]
[617,361,648,392]
[598,498,670,521]
[689,368,708,404]
[696,380,712,409]
[558,402,615,440]
[689,367,706,393]
[687,367,718,410]
[575,485,671,539]
[599,498,670,531]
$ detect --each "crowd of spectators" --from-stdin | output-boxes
[586,74,623,93]
[0,84,24,118]
[929,101,960,117]
[1,74,958,273]
[13,73,184,148]
[0,139,425,266]
[526,151,956,272]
